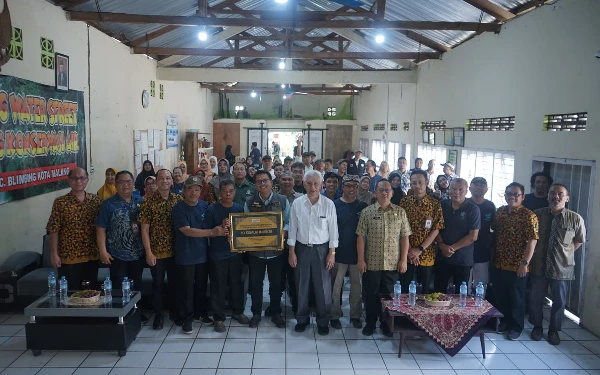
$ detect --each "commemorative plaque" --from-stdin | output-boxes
[229,212,284,252]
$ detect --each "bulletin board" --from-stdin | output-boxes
[133,129,165,176]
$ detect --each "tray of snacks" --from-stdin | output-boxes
[424,292,451,307]
[65,290,102,306]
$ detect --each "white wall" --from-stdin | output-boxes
[0,0,212,261]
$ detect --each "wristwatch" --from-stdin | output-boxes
[418,245,425,252]
[521,259,529,266]
[330,251,336,255]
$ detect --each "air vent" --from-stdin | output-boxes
[421,121,446,131]
[467,116,515,131]
[543,112,587,131]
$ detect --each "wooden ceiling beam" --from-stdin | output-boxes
[227,35,347,42]
[209,9,374,20]
[511,0,549,16]
[129,25,181,47]
[198,0,208,17]
[67,12,502,32]
[398,30,450,53]
[462,0,515,21]
[374,0,386,21]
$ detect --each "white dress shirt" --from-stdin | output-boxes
[288,194,339,248]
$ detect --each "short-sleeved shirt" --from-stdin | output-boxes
[334,198,368,265]
[467,198,496,264]
[234,180,256,206]
[530,207,586,280]
[172,200,209,265]
[138,191,182,259]
[250,148,262,166]
[205,202,244,260]
[96,194,144,261]
[399,195,444,266]
[356,202,412,271]
[171,182,184,195]
[523,193,549,211]
[368,174,383,192]
[46,192,102,264]
[439,199,481,266]
[492,205,539,272]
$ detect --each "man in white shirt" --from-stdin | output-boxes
[288,170,338,336]
[260,155,275,179]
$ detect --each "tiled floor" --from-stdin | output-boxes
[1,286,599,374]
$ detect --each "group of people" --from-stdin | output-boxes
[45,143,585,346]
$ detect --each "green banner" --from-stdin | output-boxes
[0,75,86,205]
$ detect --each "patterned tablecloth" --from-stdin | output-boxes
[382,294,495,356]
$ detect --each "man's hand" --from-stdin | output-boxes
[441,244,455,257]
[397,260,408,274]
[288,252,297,268]
[517,264,528,278]
[408,253,420,265]
[408,248,422,264]
[222,219,230,228]
[51,253,61,268]
[99,251,113,265]
[357,260,367,273]
[146,252,157,267]
[212,226,229,237]
[326,253,335,270]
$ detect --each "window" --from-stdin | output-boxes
[359,138,369,157]
[327,107,337,117]
[467,116,515,131]
[417,144,447,176]
[371,139,385,165]
[460,149,515,207]
[403,143,411,169]
[388,142,400,168]
[544,112,587,131]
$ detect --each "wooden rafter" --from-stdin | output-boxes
[398,31,450,53]
[374,0,386,21]
[462,0,515,21]
[129,25,181,47]
[511,0,549,16]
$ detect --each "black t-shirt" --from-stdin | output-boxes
[467,198,496,263]
[334,198,368,264]
[293,184,306,194]
[523,193,548,211]
[205,202,244,260]
[439,199,481,266]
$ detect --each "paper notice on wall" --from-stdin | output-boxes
[155,150,161,167]
[166,114,179,149]
[154,130,161,149]
[135,155,142,170]
[136,167,142,176]
[134,141,141,156]
[141,132,149,155]
[307,130,323,159]
[134,130,141,141]
[147,151,154,166]
[147,130,154,148]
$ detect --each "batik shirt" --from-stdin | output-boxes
[399,195,444,266]
[96,194,144,261]
[492,205,539,272]
[138,191,182,259]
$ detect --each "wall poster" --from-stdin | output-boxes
[165,113,179,149]
[0,75,87,205]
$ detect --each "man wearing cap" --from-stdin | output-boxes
[468,177,496,285]
[232,162,256,205]
[172,176,229,334]
[309,151,317,165]
[261,155,275,179]
[391,157,411,194]
[331,175,368,329]
[441,162,459,182]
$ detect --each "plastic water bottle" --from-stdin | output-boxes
[475,282,485,307]
[104,276,112,304]
[408,280,417,306]
[59,276,68,303]
[47,272,56,297]
[393,280,402,306]
[458,281,468,307]
[122,277,131,303]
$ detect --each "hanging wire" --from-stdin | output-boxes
[476,9,484,34]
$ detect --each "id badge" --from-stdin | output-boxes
[425,219,432,229]
[131,221,140,234]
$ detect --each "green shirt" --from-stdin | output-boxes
[233,180,256,206]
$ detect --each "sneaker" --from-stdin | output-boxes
[295,322,309,332]
[362,324,375,336]
[232,314,250,325]
[317,325,329,336]
[548,330,561,345]
[497,322,508,334]
[271,314,285,328]
[264,306,273,317]
[380,322,393,337]
[351,318,362,329]
[194,315,214,325]
[249,315,261,328]
[152,314,163,330]
[507,329,522,341]
[182,320,193,334]
[214,321,226,333]
[330,319,342,330]
[531,326,543,341]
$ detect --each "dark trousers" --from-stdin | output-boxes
[150,257,176,316]
[109,257,145,290]
[434,262,472,293]
[58,260,99,290]
[210,254,245,322]
[401,264,433,294]
[176,263,209,323]
[493,268,527,332]
[249,254,284,316]
[281,247,298,314]
[294,243,331,327]
[363,270,399,327]
[529,275,569,331]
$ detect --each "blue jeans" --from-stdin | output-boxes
[528,275,569,331]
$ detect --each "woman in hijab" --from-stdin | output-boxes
[208,158,233,198]
[378,161,391,180]
[194,168,213,203]
[171,167,185,195]
[144,176,157,197]
[388,172,406,205]
[358,175,376,205]
[134,160,155,196]
[97,167,118,200]
[199,158,214,183]
[177,161,189,180]
[225,145,236,167]
[209,156,218,174]
[434,174,450,200]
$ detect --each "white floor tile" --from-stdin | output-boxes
[218,353,253,368]
[421,370,457,375]
[350,353,386,369]
[454,370,490,375]
[567,354,600,369]
[521,340,562,354]
[114,351,156,368]
[0,337,26,351]
[466,337,499,354]
[563,329,599,341]
[319,370,356,375]
[412,353,452,369]
[1,316,30,325]
[252,352,285,368]
[127,338,163,352]
[405,339,442,354]
[37,368,76,375]
[44,351,90,367]
[316,339,349,354]
[285,369,320,375]
[554,370,589,375]
[149,352,188,368]
[382,353,420,370]
[504,353,549,370]
[215,370,251,375]
[72,369,112,375]
[185,353,221,369]
[285,352,319,368]
[478,353,517,370]
[285,339,317,353]
[0,368,42,375]
[159,338,194,352]
[255,327,285,339]
[167,324,199,339]
[0,351,24,367]
[180,369,216,375]
[79,352,119,368]
[354,370,389,375]
[285,327,316,340]
[249,370,281,375]
[108,368,145,375]
[486,371,521,375]
[145,369,182,375]
[9,350,57,368]
[376,339,405,354]
[226,328,257,339]
[317,353,353,369]
[197,326,228,339]
[317,328,344,340]
[444,353,486,370]
[342,327,371,340]
[387,370,424,375]
[223,339,255,352]
[492,340,531,354]
[254,338,285,353]
[346,339,380,353]
[535,353,581,369]
[519,371,558,375]
[557,340,593,354]
[192,338,225,352]
[581,341,600,355]
[136,325,169,339]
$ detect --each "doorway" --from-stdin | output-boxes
[531,157,596,317]
[267,130,303,159]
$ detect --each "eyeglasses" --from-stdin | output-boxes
[69,177,88,182]
[255,179,271,185]
[504,192,523,198]
[377,188,392,193]
[343,184,359,189]
[116,180,134,185]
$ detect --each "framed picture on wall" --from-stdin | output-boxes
[448,150,458,166]
[423,130,429,144]
[429,132,436,145]
[453,127,465,147]
[55,53,69,92]
[444,128,454,146]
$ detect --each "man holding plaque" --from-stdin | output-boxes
[244,170,290,328]
[288,170,339,336]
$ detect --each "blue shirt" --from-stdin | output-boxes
[96,194,144,261]
[250,148,261,166]
[439,199,481,266]
[205,202,244,260]
[171,182,184,195]
[334,198,368,264]
[468,198,496,263]
[322,190,342,201]
[369,174,383,192]
[172,200,209,265]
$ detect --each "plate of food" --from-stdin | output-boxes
[66,290,102,306]
[424,292,451,307]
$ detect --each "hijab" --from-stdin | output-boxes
[358,175,376,205]
[434,174,450,200]
[209,158,233,195]
[200,158,214,183]
[388,172,406,205]
[177,161,188,180]
[209,156,218,174]
[97,167,118,200]
[134,160,156,195]
[144,176,157,197]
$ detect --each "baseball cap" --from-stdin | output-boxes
[441,161,455,169]
[302,152,311,157]
[343,175,360,184]
[471,177,488,185]
[184,176,203,187]
[309,151,316,157]
[337,159,348,166]
[355,150,363,154]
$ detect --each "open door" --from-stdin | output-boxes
[325,124,353,161]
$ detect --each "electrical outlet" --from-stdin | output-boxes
[90,166,95,174]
